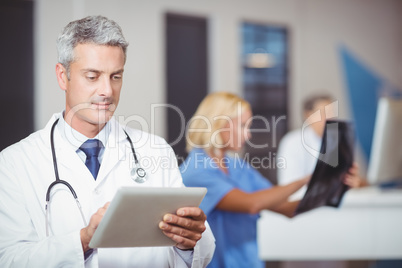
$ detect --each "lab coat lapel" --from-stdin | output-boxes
[53,127,93,182]
[96,118,128,183]
[47,113,97,183]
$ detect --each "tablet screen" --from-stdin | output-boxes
[89,187,207,248]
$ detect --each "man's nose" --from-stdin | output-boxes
[98,76,113,96]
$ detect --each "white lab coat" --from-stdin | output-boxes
[277,127,321,200]
[0,113,215,268]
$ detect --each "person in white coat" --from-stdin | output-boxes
[277,94,367,200]
[0,15,215,268]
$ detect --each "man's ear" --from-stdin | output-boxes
[55,63,68,91]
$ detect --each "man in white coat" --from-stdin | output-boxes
[277,94,365,201]
[0,15,215,267]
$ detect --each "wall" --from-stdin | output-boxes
[35,0,402,168]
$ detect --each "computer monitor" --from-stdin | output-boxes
[367,97,402,185]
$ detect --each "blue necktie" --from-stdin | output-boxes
[80,139,103,179]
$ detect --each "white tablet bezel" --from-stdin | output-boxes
[89,187,207,248]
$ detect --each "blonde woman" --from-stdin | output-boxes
[180,92,359,268]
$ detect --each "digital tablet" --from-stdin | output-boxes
[294,120,355,215]
[89,187,207,248]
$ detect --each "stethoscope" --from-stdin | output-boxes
[45,118,147,236]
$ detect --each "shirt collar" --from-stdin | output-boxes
[57,111,111,151]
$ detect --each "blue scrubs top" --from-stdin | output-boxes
[180,149,272,268]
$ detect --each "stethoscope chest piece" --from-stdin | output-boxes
[124,129,148,184]
[131,165,147,183]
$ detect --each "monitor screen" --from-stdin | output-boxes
[295,120,355,215]
[367,97,402,186]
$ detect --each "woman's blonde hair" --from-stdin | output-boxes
[186,92,251,153]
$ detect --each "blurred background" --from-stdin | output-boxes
[1,0,401,267]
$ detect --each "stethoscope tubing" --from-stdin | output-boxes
[45,118,145,236]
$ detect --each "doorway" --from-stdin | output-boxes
[165,13,208,162]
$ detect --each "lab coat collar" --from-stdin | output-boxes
[41,113,130,186]
[56,112,110,153]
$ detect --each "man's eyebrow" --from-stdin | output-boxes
[112,69,125,75]
[82,69,101,74]
[81,69,124,74]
